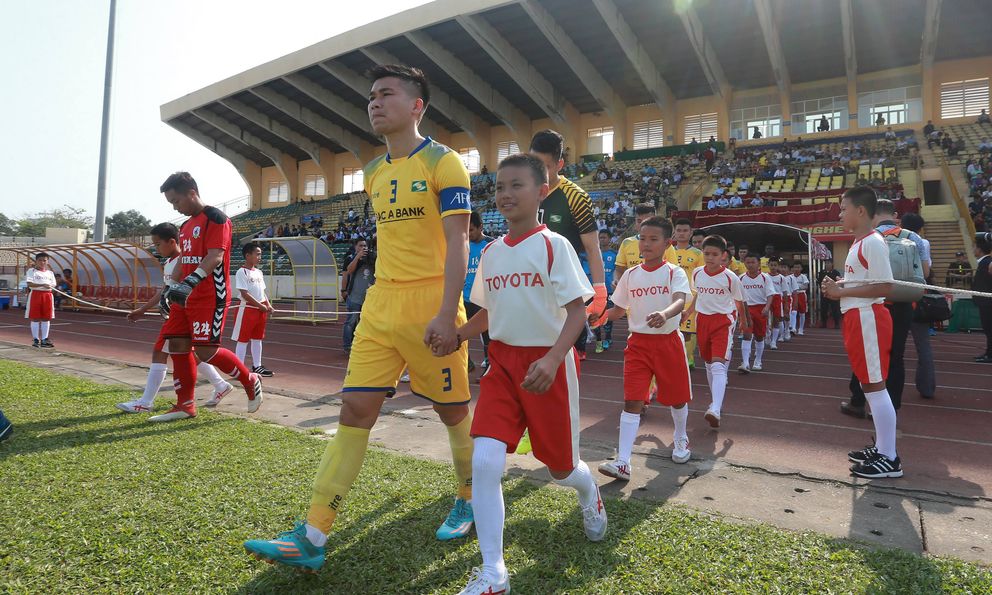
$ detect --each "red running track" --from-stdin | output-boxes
[1,308,989,499]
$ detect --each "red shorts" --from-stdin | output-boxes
[25,290,54,320]
[696,312,735,362]
[160,301,229,345]
[784,295,792,314]
[153,326,168,353]
[623,333,691,406]
[843,304,892,384]
[794,292,808,313]
[231,303,267,342]
[744,304,768,338]
[471,340,580,471]
[770,295,783,318]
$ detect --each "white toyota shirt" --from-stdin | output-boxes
[611,262,690,335]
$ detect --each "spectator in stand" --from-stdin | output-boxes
[749,195,764,208]
[716,194,731,209]
[978,109,991,125]
[927,128,942,149]
[886,170,901,185]
[820,164,833,177]
[729,193,743,208]
[884,127,897,141]
[817,115,830,132]
[978,139,991,154]
[738,178,751,191]
[922,120,935,137]
[869,171,884,187]
[946,251,973,288]
[875,113,886,127]
[773,166,787,179]
[752,127,762,140]
[707,197,719,210]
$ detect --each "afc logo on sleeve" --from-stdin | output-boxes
[451,190,470,207]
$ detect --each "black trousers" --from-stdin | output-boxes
[849,302,913,410]
[820,297,841,328]
[979,301,992,357]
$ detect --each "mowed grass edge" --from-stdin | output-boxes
[0,360,988,594]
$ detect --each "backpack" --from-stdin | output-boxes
[880,227,925,302]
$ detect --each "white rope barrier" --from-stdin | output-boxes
[49,288,364,317]
[834,278,992,299]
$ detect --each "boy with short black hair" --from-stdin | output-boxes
[821,186,902,478]
[791,262,810,335]
[233,242,275,377]
[739,254,775,373]
[598,217,692,481]
[684,235,749,427]
[594,229,618,352]
[666,219,705,368]
[25,252,56,348]
[690,229,706,250]
[780,261,796,342]
[767,258,786,349]
[444,153,605,594]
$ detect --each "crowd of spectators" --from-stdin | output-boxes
[966,156,992,232]
[256,198,378,247]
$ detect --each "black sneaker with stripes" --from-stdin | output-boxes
[851,453,903,479]
[848,443,878,464]
[252,365,274,378]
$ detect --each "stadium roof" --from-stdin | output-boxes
[161,0,992,169]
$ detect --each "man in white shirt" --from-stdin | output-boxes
[25,252,57,348]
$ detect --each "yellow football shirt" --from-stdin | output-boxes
[729,257,746,276]
[364,138,471,284]
[760,256,771,273]
[616,235,642,270]
[664,244,704,279]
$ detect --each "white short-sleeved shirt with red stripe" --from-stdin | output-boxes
[792,273,810,291]
[769,273,786,296]
[26,268,56,291]
[841,231,893,313]
[235,267,267,303]
[178,206,232,309]
[739,272,776,306]
[470,225,593,347]
[611,261,690,335]
[163,256,180,288]
[692,266,744,315]
[782,273,797,296]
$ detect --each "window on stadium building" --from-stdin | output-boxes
[682,113,717,144]
[496,140,520,162]
[303,175,325,198]
[587,127,614,156]
[792,95,849,133]
[940,78,990,119]
[459,147,481,174]
[342,168,364,193]
[632,119,664,149]
[858,86,922,127]
[267,182,289,203]
[730,105,781,140]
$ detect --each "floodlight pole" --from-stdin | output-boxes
[93,0,117,242]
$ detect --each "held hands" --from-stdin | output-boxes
[646,310,668,328]
[521,353,561,394]
[425,315,459,357]
[127,309,144,323]
[265,302,275,315]
[587,284,608,327]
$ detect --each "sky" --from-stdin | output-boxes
[0,0,429,227]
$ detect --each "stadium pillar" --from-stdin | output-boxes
[318,148,337,199]
[847,79,858,131]
[93,0,116,242]
[279,155,299,203]
[244,162,263,211]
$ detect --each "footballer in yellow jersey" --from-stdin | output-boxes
[613,203,657,287]
[666,219,704,365]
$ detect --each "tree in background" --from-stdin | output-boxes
[0,213,15,236]
[105,209,152,239]
[16,206,94,237]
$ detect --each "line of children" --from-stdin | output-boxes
[738,254,776,373]
[790,262,810,336]
[25,252,56,349]
[232,242,274,377]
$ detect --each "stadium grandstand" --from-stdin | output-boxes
[160,0,991,287]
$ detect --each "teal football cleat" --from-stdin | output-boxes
[244,522,325,573]
[436,497,474,541]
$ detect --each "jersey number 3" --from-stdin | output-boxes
[389,179,398,204]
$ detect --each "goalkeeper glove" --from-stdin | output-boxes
[165,269,207,307]
[587,283,609,328]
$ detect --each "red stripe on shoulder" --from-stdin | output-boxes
[857,240,869,269]
[543,233,554,274]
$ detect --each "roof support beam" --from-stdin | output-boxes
[455,13,568,127]
[193,108,298,200]
[359,46,481,143]
[677,3,730,99]
[519,0,626,123]
[839,0,858,89]
[590,0,675,113]
[283,73,378,140]
[220,97,327,164]
[250,86,363,159]
[405,30,531,138]
[921,0,943,70]
[754,0,791,96]
[167,120,252,172]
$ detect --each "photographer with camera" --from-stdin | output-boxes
[341,237,376,355]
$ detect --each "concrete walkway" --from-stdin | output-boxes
[1,340,988,566]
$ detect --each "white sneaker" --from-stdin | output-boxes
[672,436,691,464]
[204,382,233,408]
[769,343,778,350]
[598,459,631,481]
[115,399,153,413]
[245,373,263,413]
[737,363,750,375]
[752,362,763,371]
[149,405,195,423]
[581,485,607,541]
[399,372,411,383]
[704,408,721,428]
[797,330,804,336]
[458,567,510,595]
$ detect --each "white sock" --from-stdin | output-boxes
[798,313,806,332]
[304,523,327,547]
[250,339,263,367]
[864,389,898,460]
[40,321,50,339]
[705,362,714,387]
[140,363,168,405]
[741,338,752,367]
[771,326,780,344]
[670,405,689,441]
[709,361,728,414]
[790,310,797,330]
[754,340,765,365]
[197,362,226,389]
[472,437,508,579]
[235,342,248,364]
[617,411,640,465]
[30,322,39,340]
[554,460,598,509]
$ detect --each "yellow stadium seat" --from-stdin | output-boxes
[801,198,813,205]
[814,198,826,204]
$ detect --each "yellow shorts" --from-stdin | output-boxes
[344,279,469,405]
[680,295,697,334]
